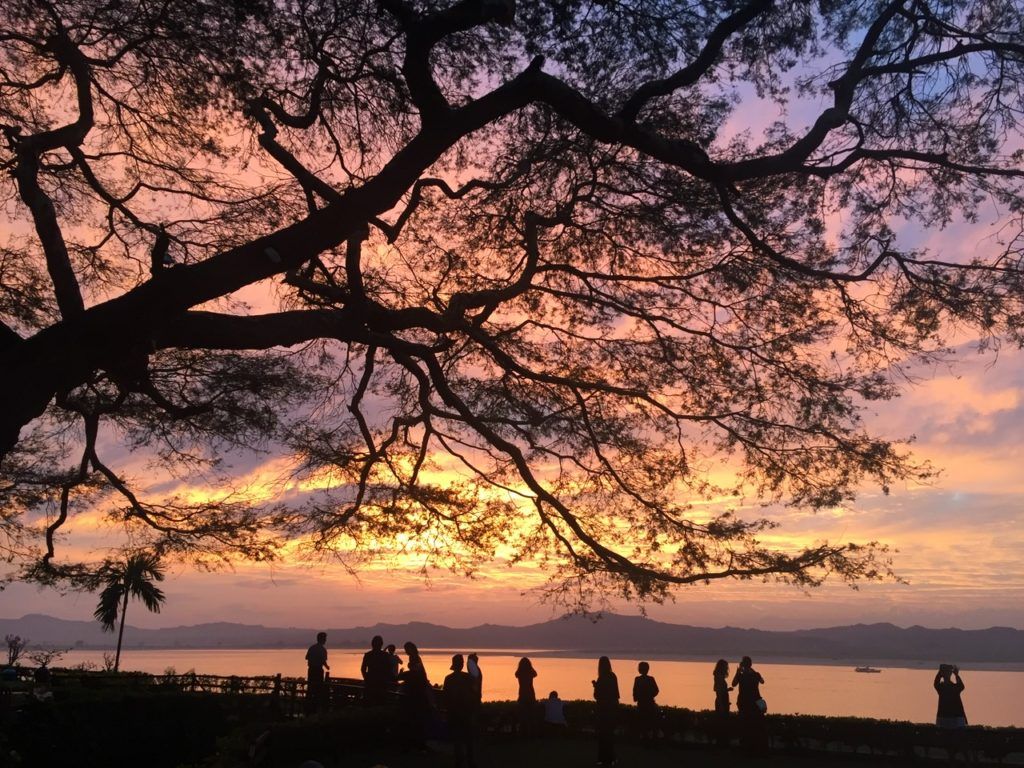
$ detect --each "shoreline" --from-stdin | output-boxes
[51,645,1024,672]
[517,650,1024,672]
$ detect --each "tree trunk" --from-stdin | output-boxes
[114,590,129,672]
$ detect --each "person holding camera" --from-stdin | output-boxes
[732,656,768,755]
[934,664,968,728]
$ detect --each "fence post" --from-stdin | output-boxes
[270,673,282,717]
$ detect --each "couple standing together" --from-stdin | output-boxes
[714,656,767,752]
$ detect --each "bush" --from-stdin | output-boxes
[0,691,227,768]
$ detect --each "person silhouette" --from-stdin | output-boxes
[593,656,620,766]
[444,654,477,768]
[33,663,52,686]
[386,643,403,685]
[361,634,392,705]
[713,659,731,747]
[934,664,968,728]
[515,657,537,736]
[467,653,483,713]
[732,656,766,755]
[632,661,659,744]
[544,690,567,730]
[304,632,329,712]
[399,641,433,751]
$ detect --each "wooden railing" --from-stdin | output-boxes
[156,671,390,716]
[3,667,400,718]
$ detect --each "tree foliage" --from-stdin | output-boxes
[1,0,1023,605]
[5,633,28,666]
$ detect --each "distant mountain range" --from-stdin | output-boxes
[3,613,1023,664]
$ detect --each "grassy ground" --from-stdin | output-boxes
[325,737,911,768]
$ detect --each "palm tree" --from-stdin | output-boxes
[93,551,166,672]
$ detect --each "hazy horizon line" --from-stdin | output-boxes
[6,611,1022,634]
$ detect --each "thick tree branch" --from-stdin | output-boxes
[44,413,97,566]
[716,185,892,281]
[9,148,85,318]
[618,0,773,123]
[252,63,331,131]
[153,309,369,350]
[247,101,344,204]
[18,32,94,153]
[4,28,97,318]
[381,0,516,122]
[0,320,22,348]
[808,146,1024,179]
[0,58,544,457]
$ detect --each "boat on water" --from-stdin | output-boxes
[854,666,882,673]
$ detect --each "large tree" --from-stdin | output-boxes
[1,0,1022,604]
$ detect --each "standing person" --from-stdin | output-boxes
[304,632,330,713]
[361,634,392,705]
[467,653,484,722]
[399,641,434,752]
[467,653,483,702]
[515,657,537,736]
[732,656,767,755]
[632,661,660,744]
[713,659,732,747]
[444,654,477,768]
[593,656,620,767]
[934,664,968,728]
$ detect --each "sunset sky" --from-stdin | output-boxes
[6,159,1024,636]
[5,335,1022,632]
[3,10,1024,637]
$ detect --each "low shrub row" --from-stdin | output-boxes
[1,690,227,768]
[3,677,1020,767]
[209,698,1023,767]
